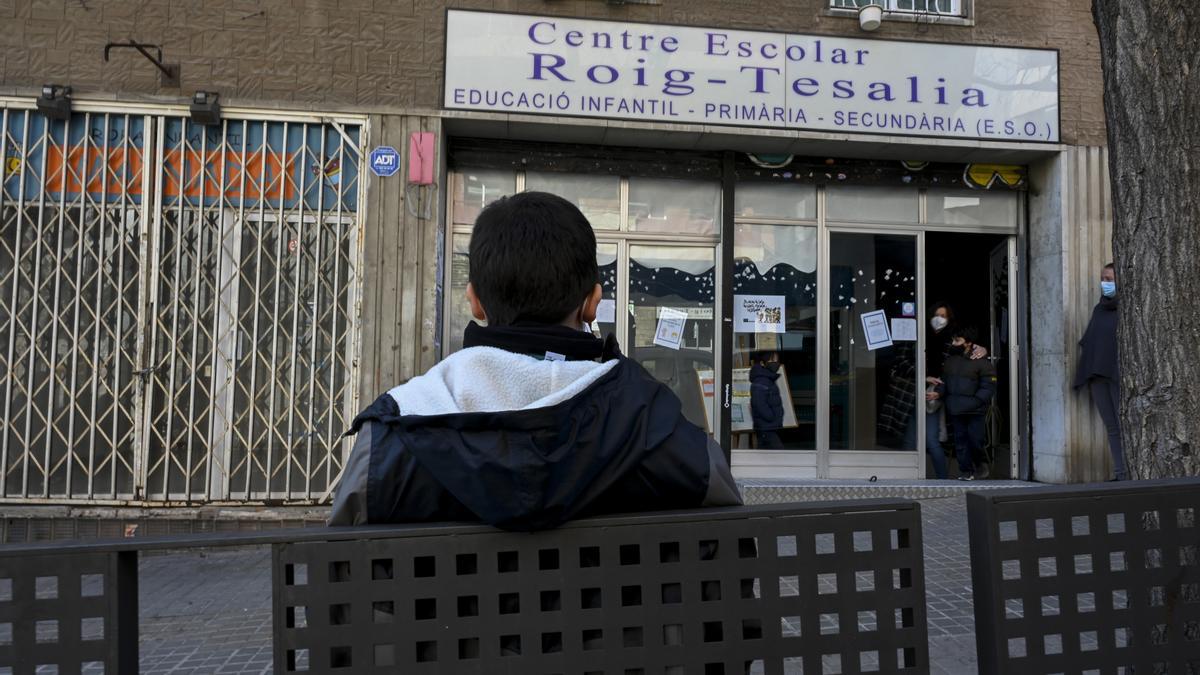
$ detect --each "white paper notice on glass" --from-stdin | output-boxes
[861,310,893,351]
[653,307,688,350]
[595,298,616,324]
[733,294,786,333]
[891,318,918,342]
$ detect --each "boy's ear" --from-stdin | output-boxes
[466,282,488,322]
[579,283,603,324]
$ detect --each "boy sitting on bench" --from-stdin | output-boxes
[330,191,741,530]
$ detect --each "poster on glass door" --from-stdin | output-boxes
[734,295,786,333]
[860,309,894,350]
[653,307,688,350]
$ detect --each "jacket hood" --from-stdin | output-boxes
[749,362,780,382]
[348,348,704,530]
[383,346,620,416]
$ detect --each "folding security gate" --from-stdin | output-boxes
[0,107,365,503]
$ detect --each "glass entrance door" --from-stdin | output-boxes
[730,224,820,458]
[624,244,718,433]
[825,231,924,478]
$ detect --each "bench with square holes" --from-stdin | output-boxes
[0,500,929,674]
[967,478,1200,675]
[273,501,929,674]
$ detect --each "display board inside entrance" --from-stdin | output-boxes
[697,366,798,434]
[445,9,1060,142]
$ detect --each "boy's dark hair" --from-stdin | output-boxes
[953,325,979,345]
[469,191,599,326]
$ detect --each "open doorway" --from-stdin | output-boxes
[926,232,1015,480]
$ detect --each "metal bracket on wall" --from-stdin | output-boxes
[103,41,180,88]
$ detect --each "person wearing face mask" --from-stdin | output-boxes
[1074,262,1125,480]
[750,351,786,449]
[927,303,989,376]
[917,303,986,478]
[922,304,956,478]
[936,326,998,481]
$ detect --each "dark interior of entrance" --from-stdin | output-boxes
[926,232,1013,479]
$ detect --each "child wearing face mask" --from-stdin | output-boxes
[750,351,786,450]
[935,326,997,481]
[921,302,990,479]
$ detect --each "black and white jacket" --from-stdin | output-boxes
[329,324,742,531]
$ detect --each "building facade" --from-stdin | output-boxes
[0,0,1113,504]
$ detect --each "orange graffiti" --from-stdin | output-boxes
[45,145,145,197]
[162,148,298,202]
[40,144,299,202]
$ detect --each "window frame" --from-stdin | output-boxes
[824,0,974,26]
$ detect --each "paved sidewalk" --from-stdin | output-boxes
[140,548,273,675]
[134,495,982,674]
[920,496,982,674]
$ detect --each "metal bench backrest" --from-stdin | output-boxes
[0,500,928,674]
[967,478,1200,675]
[273,501,930,674]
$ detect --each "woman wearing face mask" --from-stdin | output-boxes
[750,351,786,449]
[928,303,956,375]
[1074,263,1125,480]
[918,304,956,478]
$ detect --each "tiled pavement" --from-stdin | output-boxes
[919,496,981,674]
[131,495,983,674]
[139,548,274,675]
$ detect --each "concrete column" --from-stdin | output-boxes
[1027,147,1115,483]
[1028,151,1071,483]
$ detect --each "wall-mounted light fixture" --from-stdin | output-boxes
[189,91,221,126]
[37,84,73,121]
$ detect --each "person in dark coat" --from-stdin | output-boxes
[935,325,997,481]
[926,302,957,382]
[749,351,785,449]
[1074,262,1124,480]
[328,192,741,530]
[915,302,989,479]
[924,302,964,477]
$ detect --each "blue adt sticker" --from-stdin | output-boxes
[369,146,400,177]
[902,302,916,317]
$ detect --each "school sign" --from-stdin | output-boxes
[444,10,1060,142]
